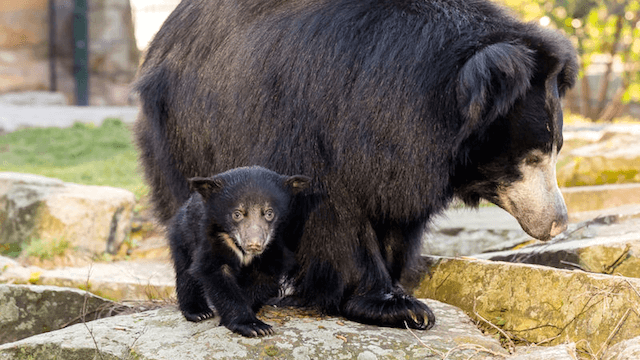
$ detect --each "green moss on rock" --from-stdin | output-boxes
[415,257,640,355]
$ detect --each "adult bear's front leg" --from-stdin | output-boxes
[294,200,435,329]
[340,288,435,330]
[340,220,435,330]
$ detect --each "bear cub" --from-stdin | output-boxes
[168,166,310,337]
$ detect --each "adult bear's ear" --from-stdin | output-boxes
[188,176,224,199]
[284,175,311,194]
[456,42,535,147]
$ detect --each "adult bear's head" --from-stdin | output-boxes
[452,27,578,241]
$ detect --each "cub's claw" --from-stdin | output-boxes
[226,319,274,337]
[183,309,215,322]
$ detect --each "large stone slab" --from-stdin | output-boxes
[471,207,640,277]
[424,206,530,256]
[0,301,509,360]
[510,344,577,360]
[603,335,640,360]
[0,172,135,256]
[424,200,640,258]
[414,257,640,358]
[562,184,640,214]
[475,232,640,277]
[0,259,174,301]
[559,124,640,188]
[0,284,124,345]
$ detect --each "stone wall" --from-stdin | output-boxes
[0,0,139,105]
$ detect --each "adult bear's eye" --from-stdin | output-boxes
[232,210,244,221]
[264,209,274,221]
[525,154,542,166]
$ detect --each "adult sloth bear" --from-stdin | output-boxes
[135,0,577,330]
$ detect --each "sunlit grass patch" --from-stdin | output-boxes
[0,118,147,199]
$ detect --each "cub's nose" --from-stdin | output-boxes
[244,241,263,254]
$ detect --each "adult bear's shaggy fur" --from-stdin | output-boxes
[134,0,577,329]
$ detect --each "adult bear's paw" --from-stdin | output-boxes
[225,318,274,337]
[341,291,435,330]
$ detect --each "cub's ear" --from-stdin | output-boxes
[456,42,535,146]
[284,175,311,194]
[188,176,224,199]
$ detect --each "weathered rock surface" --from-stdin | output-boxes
[425,194,640,258]
[0,300,512,360]
[0,258,174,301]
[0,284,124,345]
[562,184,640,214]
[0,172,135,256]
[0,254,16,271]
[0,91,67,106]
[415,257,640,358]
[424,206,530,256]
[472,205,640,278]
[477,232,640,277]
[559,124,640,187]
[602,335,640,360]
[510,344,577,360]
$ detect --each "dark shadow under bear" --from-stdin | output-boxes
[135,0,578,330]
[168,166,310,337]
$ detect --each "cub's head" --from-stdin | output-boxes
[189,166,310,264]
[453,28,578,241]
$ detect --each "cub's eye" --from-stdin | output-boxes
[232,210,244,221]
[264,209,274,221]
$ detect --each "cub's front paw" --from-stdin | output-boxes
[183,309,216,322]
[226,318,274,337]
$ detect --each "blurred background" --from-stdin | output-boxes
[0,0,636,116]
[0,3,639,354]
[0,0,637,116]
[0,0,180,106]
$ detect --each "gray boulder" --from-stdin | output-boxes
[0,259,175,301]
[424,206,529,256]
[415,256,640,357]
[0,300,509,360]
[473,206,640,277]
[0,172,135,256]
[603,336,640,360]
[0,284,125,345]
[559,124,640,188]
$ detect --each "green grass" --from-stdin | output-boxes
[0,119,147,199]
[21,237,73,260]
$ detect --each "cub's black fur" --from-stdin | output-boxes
[168,166,310,337]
